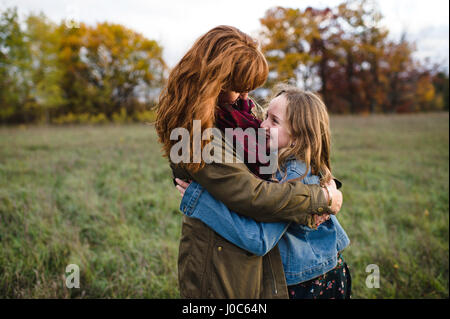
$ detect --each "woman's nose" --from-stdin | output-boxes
[239,92,248,100]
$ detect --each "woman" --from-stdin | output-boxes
[155,25,343,298]
[176,85,351,299]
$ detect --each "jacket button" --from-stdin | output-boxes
[217,246,222,252]
[318,207,324,213]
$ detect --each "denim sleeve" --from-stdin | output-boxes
[180,181,289,256]
[285,161,320,185]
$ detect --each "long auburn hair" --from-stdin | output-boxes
[156,25,268,172]
[273,84,333,186]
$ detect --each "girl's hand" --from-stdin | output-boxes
[175,178,191,197]
[314,214,330,227]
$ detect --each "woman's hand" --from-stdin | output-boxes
[175,178,191,197]
[322,179,343,215]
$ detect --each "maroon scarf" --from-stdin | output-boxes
[215,97,272,180]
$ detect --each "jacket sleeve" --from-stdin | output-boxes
[172,134,329,223]
[180,181,289,256]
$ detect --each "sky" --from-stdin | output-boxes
[3,0,449,71]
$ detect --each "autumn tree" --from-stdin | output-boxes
[26,13,65,122]
[432,72,449,111]
[259,0,442,113]
[0,7,166,124]
[0,7,32,123]
[59,22,165,118]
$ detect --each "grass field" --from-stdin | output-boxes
[0,113,448,298]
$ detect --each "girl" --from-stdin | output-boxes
[156,25,343,298]
[176,85,351,299]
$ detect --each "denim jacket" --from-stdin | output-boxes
[179,159,350,285]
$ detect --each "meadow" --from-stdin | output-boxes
[0,113,448,298]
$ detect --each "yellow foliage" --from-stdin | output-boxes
[51,109,156,125]
[134,110,157,123]
[89,113,108,124]
[112,108,128,124]
[52,112,109,124]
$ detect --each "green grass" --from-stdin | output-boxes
[0,113,448,298]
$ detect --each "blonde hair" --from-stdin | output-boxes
[155,25,268,173]
[272,84,333,185]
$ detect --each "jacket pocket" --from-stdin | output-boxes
[206,236,263,299]
[306,220,338,259]
[178,216,211,299]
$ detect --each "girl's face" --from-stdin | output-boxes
[261,94,291,150]
[218,90,241,106]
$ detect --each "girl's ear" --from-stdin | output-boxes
[289,133,296,148]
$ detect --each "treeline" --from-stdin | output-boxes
[0,8,165,124]
[1,2,449,125]
[258,1,449,113]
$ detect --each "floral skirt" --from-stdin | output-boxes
[287,253,351,299]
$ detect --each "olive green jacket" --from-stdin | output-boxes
[172,129,331,298]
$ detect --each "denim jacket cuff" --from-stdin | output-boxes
[179,182,203,216]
